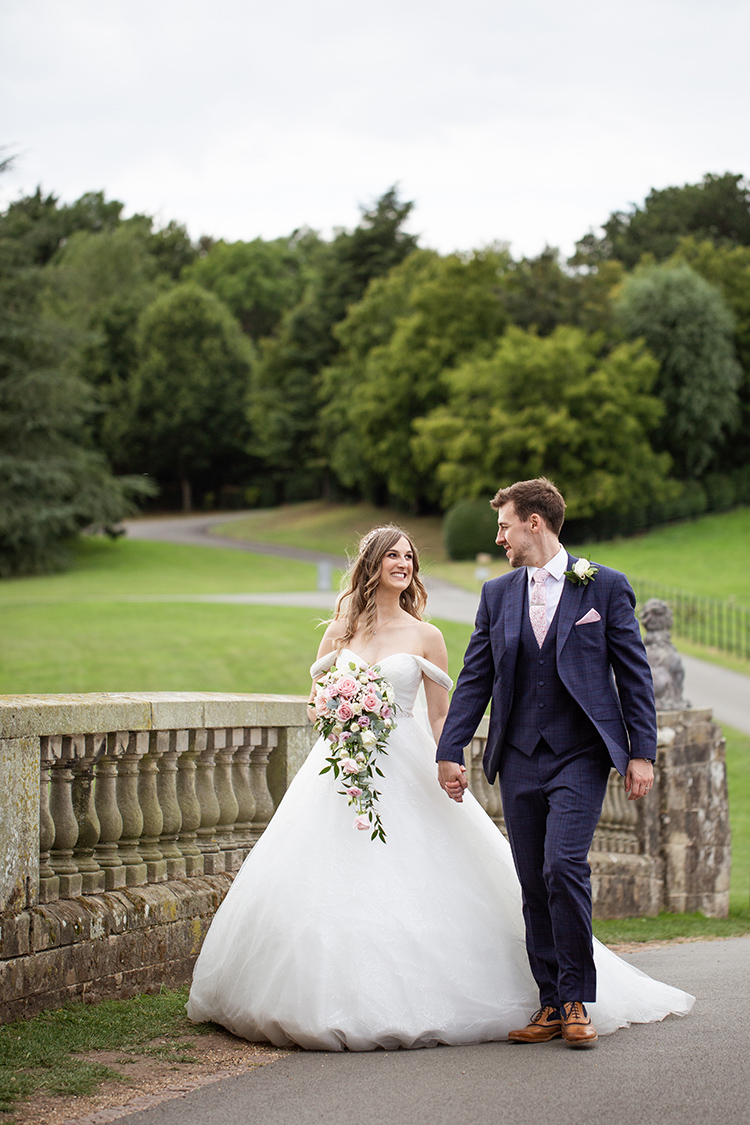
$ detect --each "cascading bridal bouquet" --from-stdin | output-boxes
[313,661,396,843]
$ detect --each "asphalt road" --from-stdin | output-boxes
[116,937,749,1125]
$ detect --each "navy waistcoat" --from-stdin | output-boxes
[505,589,599,756]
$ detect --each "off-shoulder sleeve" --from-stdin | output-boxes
[310,651,337,679]
[412,656,453,691]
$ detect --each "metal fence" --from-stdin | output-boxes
[631,578,750,660]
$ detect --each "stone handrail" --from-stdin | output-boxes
[0,692,731,1021]
[1,693,316,915]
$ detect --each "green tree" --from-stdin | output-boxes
[616,262,742,477]
[183,231,319,341]
[498,247,624,336]
[575,172,750,269]
[0,205,146,576]
[123,282,254,510]
[319,247,510,507]
[247,188,418,498]
[669,237,750,469]
[0,188,124,268]
[41,219,171,463]
[412,326,672,517]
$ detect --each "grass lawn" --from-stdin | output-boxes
[725,724,750,913]
[213,502,445,560]
[0,536,318,603]
[570,506,750,603]
[0,987,210,1115]
[0,599,472,695]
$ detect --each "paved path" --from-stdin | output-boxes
[115,937,749,1125]
[124,514,750,734]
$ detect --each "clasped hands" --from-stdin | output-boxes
[438,761,469,802]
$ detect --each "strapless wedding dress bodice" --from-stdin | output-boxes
[187,649,693,1050]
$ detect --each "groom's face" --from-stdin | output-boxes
[495,503,535,569]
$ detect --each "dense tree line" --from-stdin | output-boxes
[1,165,750,572]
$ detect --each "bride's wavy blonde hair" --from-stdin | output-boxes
[332,525,427,651]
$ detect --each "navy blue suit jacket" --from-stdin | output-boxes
[436,554,657,783]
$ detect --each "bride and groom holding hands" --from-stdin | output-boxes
[188,477,692,1050]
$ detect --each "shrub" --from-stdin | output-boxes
[443,499,503,560]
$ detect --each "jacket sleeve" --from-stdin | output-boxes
[606,573,658,761]
[435,583,497,765]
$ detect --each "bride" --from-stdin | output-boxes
[187,525,694,1050]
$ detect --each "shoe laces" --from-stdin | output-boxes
[561,1002,588,1021]
[532,1005,560,1023]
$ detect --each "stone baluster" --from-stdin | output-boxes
[71,734,106,894]
[248,728,277,842]
[46,735,83,899]
[116,731,148,886]
[176,738,203,876]
[157,729,186,880]
[231,728,256,862]
[38,737,60,904]
[194,729,223,873]
[94,733,126,890]
[468,736,506,833]
[138,733,167,882]
[593,771,639,855]
[211,728,241,871]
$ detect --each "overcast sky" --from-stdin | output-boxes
[2,0,748,258]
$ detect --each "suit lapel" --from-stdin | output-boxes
[556,552,584,656]
[502,568,526,666]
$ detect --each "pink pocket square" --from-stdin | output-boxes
[575,608,601,626]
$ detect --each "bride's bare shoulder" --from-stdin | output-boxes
[316,617,347,659]
[416,620,448,670]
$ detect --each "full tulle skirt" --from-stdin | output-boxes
[187,709,694,1050]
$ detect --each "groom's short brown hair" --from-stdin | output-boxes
[490,477,566,535]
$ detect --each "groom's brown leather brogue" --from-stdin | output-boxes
[560,1001,598,1048]
[508,1006,562,1043]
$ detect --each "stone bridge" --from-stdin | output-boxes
[0,692,731,1023]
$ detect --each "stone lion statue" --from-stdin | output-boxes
[640,598,689,711]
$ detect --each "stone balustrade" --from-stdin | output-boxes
[0,692,731,1022]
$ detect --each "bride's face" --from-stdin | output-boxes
[377,536,414,594]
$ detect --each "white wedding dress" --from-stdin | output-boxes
[187,649,694,1050]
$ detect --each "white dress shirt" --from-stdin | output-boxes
[526,544,569,628]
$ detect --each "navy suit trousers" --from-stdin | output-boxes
[499,738,611,1006]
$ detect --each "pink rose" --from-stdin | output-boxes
[336,675,359,699]
[341,758,359,775]
[345,785,363,798]
[315,695,328,713]
[362,692,379,712]
[353,814,370,831]
[336,701,353,722]
[381,705,393,721]
[357,716,371,728]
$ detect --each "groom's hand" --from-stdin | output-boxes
[624,757,654,801]
[438,761,468,802]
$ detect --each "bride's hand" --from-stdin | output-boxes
[438,761,468,802]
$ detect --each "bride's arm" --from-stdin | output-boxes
[421,624,450,744]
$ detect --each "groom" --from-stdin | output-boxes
[436,478,656,1049]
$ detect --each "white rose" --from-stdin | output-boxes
[351,702,363,715]
[350,722,360,732]
[573,558,590,579]
[360,730,377,748]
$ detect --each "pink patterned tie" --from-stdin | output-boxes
[530,568,550,648]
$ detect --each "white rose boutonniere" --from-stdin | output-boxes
[564,557,599,586]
